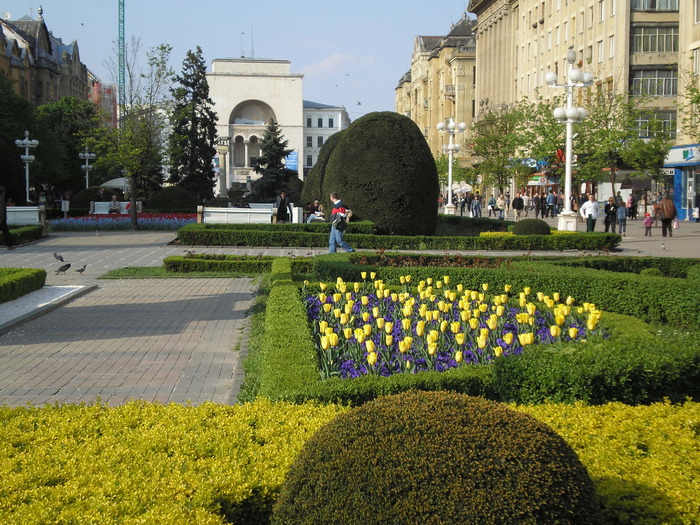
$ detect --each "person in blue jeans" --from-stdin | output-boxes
[328,192,354,253]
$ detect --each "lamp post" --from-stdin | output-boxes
[15,130,38,203]
[437,117,466,215]
[78,147,96,189]
[545,48,593,231]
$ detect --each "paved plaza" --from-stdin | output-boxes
[0,217,698,408]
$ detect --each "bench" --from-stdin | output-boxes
[197,205,303,224]
[91,201,142,214]
[6,206,42,226]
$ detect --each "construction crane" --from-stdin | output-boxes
[118,0,125,118]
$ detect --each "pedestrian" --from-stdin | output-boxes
[471,192,482,217]
[657,193,678,238]
[546,190,557,218]
[533,193,541,219]
[505,191,511,214]
[511,192,524,221]
[579,194,600,232]
[522,193,530,216]
[694,193,700,223]
[616,202,628,237]
[644,212,653,236]
[604,197,617,233]
[459,195,466,217]
[615,191,624,207]
[0,186,15,250]
[328,192,354,253]
[496,194,506,220]
[274,191,293,223]
[487,195,497,217]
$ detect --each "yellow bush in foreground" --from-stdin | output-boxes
[0,400,347,524]
[519,401,700,525]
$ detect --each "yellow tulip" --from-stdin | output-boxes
[428,342,437,355]
[455,333,465,345]
[370,272,376,280]
[456,284,463,292]
[385,334,393,346]
[398,340,408,353]
[519,296,527,307]
[468,317,479,330]
[503,332,514,345]
[455,350,463,363]
[344,304,352,315]
[477,335,487,349]
[523,287,531,295]
[362,312,370,322]
[319,321,328,333]
[319,283,327,291]
[353,282,360,293]
[426,278,433,285]
[568,327,579,339]
[460,310,472,321]
[403,336,413,349]
[415,321,425,337]
[478,293,485,302]
[486,315,498,330]
[402,318,411,331]
[553,292,560,302]
[328,333,339,347]
[518,332,534,346]
[435,281,443,289]
[376,317,385,329]
[450,321,461,334]
[325,327,333,336]
[482,283,489,292]
[333,308,341,319]
[427,330,438,344]
[320,336,330,350]
[526,303,536,316]
[587,319,597,331]
[432,310,440,321]
[332,293,341,303]
[555,315,565,327]
[402,305,412,317]
[440,320,448,333]
[550,325,561,338]
[365,340,375,353]
[322,303,332,313]
[361,271,367,280]
[537,292,545,301]
[496,305,505,317]
[470,291,478,301]
[472,309,481,319]
[443,275,450,285]
[367,351,377,366]
[566,296,575,305]
[479,303,489,313]
[384,322,393,334]
[343,327,353,339]
[356,332,366,344]
[405,275,411,283]
[504,284,512,292]
[340,313,349,325]
[319,293,327,303]
[494,346,503,357]
[516,312,530,324]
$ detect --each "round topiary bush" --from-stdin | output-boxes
[300,130,344,206]
[72,186,119,210]
[145,186,198,212]
[512,218,551,235]
[320,112,439,236]
[272,391,602,525]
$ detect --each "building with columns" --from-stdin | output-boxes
[395,13,477,168]
[207,58,304,195]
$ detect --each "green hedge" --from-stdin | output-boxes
[0,267,47,304]
[162,255,312,274]
[312,254,700,329]
[250,256,700,406]
[177,223,620,251]
[0,225,44,246]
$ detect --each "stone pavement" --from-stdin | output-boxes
[0,220,698,408]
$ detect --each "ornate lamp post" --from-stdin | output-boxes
[78,147,96,189]
[15,130,38,203]
[437,118,466,215]
[545,48,593,231]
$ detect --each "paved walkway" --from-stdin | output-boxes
[0,220,698,408]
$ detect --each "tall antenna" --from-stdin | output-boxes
[118,0,125,119]
[240,31,245,57]
[250,25,254,58]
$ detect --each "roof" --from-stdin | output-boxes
[303,100,344,110]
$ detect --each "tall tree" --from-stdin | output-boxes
[250,119,300,200]
[168,46,218,202]
[89,42,173,229]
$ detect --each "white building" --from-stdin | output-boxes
[207,58,304,194]
[302,100,351,177]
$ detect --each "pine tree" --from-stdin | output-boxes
[251,119,299,200]
[168,46,218,202]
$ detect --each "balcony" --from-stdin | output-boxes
[444,85,456,99]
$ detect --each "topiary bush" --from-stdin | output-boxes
[72,186,119,210]
[300,130,344,206]
[145,186,198,211]
[320,112,439,236]
[272,391,602,525]
[512,218,551,235]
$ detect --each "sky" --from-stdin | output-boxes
[3,0,474,121]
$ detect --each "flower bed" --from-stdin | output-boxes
[304,275,606,379]
[49,213,196,231]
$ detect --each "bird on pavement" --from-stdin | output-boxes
[53,252,65,262]
[76,265,87,274]
[56,263,71,274]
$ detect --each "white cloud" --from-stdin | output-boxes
[301,53,376,77]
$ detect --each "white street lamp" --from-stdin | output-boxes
[437,117,466,215]
[78,146,96,189]
[15,130,38,203]
[545,48,593,231]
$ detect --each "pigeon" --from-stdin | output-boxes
[53,252,65,262]
[75,265,87,274]
[56,263,71,274]
[661,243,666,251]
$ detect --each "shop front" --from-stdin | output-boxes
[664,144,700,221]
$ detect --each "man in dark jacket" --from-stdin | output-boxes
[511,192,525,221]
[0,187,15,250]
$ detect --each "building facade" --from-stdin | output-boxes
[0,7,88,104]
[302,100,351,177]
[396,13,477,168]
[207,58,304,195]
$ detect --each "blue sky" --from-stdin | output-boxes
[3,0,473,121]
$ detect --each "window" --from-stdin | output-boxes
[611,0,616,15]
[564,21,568,41]
[317,136,324,147]
[631,26,678,53]
[548,30,552,49]
[631,0,678,11]
[306,117,312,127]
[329,117,334,128]
[306,136,312,147]
[696,0,700,23]
[631,69,678,97]
[306,155,313,167]
[598,40,604,62]
[635,110,677,139]
[555,25,560,45]
[609,35,615,57]
[599,0,605,21]
[317,118,323,127]
[589,6,594,28]
[693,48,700,75]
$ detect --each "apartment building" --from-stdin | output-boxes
[302,100,351,177]
[396,13,477,166]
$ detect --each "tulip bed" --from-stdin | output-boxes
[304,275,606,380]
[49,213,196,231]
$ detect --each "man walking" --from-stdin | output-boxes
[511,192,524,221]
[579,194,600,232]
[328,192,354,253]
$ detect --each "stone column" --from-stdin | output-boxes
[216,137,230,198]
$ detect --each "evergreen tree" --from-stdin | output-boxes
[250,119,299,200]
[168,46,218,202]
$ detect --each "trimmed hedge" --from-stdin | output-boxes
[177,223,620,251]
[251,255,700,406]
[0,225,44,246]
[162,255,312,274]
[0,267,47,304]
